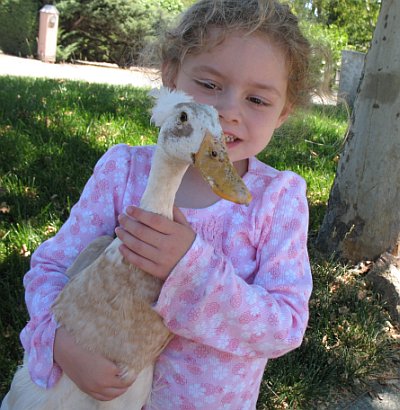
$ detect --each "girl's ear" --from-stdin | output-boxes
[161,62,177,89]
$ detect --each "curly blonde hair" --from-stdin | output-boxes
[146,0,320,109]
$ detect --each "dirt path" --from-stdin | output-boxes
[0,53,161,88]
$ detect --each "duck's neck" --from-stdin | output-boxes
[139,148,189,220]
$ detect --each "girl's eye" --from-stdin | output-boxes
[196,80,218,90]
[204,82,217,90]
[248,96,268,106]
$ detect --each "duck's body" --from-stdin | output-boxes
[1,88,251,410]
[53,144,189,380]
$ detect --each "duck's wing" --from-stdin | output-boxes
[66,235,114,279]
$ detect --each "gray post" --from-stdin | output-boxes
[338,50,365,109]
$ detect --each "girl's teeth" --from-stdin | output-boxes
[225,135,235,143]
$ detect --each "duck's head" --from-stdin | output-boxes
[150,87,252,205]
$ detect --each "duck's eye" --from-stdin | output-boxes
[180,111,188,123]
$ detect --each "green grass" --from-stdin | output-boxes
[0,76,398,408]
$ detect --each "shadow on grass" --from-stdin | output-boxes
[308,201,329,241]
[257,339,347,409]
[0,250,29,397]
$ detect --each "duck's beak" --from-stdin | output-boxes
[193,133,252,205]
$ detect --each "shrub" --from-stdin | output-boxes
[56,0,184,67]
[0,0,39,57]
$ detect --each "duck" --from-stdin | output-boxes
[1,87,251,410]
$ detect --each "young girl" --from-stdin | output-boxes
[20,0,316,408]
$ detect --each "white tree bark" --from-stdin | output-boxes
[317,0,400,261]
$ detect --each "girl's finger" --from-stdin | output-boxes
[118,243,160,277]
[115,226,159,261]
[126,206,173,234]
[117,213,165,249]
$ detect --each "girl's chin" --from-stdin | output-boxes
[225,143,242,162]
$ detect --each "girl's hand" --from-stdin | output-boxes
[54,327,135,401]
[115,206,196,280]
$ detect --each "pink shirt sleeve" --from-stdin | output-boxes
[154,172,312,359]
[20,144,132,388]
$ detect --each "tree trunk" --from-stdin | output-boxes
[316,0,400,262]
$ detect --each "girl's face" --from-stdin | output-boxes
[163,31,291,167]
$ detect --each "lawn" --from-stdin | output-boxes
[0,76,397,408]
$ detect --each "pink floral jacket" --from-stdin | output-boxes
[21,144,312,410]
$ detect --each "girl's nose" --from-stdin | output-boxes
[214,91,241,124]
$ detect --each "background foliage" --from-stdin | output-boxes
[0,0,381,68]
[0,0,39,57]
[54,0,184,66]
[289,0,381,52]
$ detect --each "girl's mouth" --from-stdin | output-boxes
[224,134,239,144]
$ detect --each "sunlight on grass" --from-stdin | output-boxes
[0,76,396,408]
